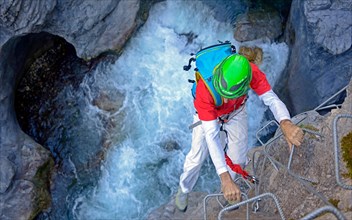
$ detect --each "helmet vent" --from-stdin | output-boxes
[221,75,227,89]
[229,83,241,92]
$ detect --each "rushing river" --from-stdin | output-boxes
[62,1,289,219]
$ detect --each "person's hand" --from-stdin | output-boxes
[220,172,241,203]
[280,119,304,151]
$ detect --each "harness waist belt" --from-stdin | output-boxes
[189,100,246,130]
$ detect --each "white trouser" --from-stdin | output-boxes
[179,107,248,193]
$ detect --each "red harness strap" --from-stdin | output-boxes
[225,153,249,179]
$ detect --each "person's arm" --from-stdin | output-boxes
[258,89,290,122]
[259,90,304,149]
[201,120,226,174]
[201,120,241,202]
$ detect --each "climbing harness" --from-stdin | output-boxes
[188,96,248,130]
[219,104,259,184]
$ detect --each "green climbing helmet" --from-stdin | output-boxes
[212,54,252,99]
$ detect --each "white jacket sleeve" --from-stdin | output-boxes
[259,89,291,122]
[201,120,228,176]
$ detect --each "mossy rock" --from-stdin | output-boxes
[299,124,320,139]
[29,158,54,220]
[341,131,352,179]
[328,198,340,208]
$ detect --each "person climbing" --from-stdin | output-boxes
[175,51,304,212]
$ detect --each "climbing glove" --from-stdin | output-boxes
[280,119,304,150]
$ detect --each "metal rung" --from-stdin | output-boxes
[218,192,285,220]
[204,193,249,220]
[301,205,346,220]
[333,114,352,190]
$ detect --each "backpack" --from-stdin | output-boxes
[183,41,236,106]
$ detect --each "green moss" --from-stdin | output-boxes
[341,132,352,179]
[299,124,319,131]
[29,157,54,220]
[328,198,340,208]
[299,124,320,139]
[311,182,318,186]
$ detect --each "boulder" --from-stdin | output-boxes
[234,7,283,42]
[0,0,142,59]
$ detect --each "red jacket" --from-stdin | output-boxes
[194,63,271,121]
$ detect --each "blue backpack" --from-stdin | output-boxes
[183,41,236,106]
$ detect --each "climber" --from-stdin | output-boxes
[175,53,304,212]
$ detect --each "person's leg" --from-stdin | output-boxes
[179,114,209,193]
[223,107,248,179]
[176,114,209,211]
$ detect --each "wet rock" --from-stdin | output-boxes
[0,0,142,59]
[14,32,87,146]
[202,0,247,23]
[2,32,126,219]
[0,33,59,220]
[0,138,52,220]
[234,7,283,42]
[164,141,180,152]
[304,0,351,55]
[0,180,35,220]
[92,90,124,113]
[0,158,15,193]
[0,1,56,46]
[282,0,352,114]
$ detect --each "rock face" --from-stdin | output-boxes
[304,0,351,55]
[257,79,352,219]
[0,0,141,59]
[283,0,352,114]
[0,32,127,219]
[0,33,54,220]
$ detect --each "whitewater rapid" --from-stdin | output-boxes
[72,1,289,219]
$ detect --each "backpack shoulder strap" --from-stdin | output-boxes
[191,71,223,106]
